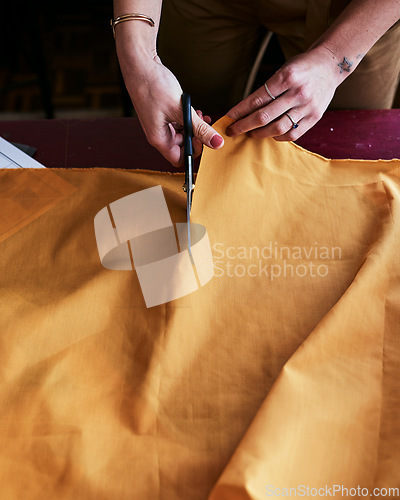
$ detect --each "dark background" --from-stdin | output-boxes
[0,1,127,119]
[0,1,399,120]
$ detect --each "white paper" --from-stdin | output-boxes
[0,137,46,169]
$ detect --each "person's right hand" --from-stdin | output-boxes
[117,51,224,167]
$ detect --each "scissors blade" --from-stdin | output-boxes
[182,92,194,259]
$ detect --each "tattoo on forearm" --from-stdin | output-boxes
[338,57,353,73]
[356,53,365,60]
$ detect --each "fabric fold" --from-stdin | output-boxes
[0,119,399,499]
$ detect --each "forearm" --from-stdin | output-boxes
[113,0,163,66]
[310,0,400,83]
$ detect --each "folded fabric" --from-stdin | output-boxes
[0,117,398,499]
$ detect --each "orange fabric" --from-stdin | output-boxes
[194,118,400,498]
[0,117,399,499]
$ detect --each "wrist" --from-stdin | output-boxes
[307,43,356,86]
[115,28,158,72]
[113,15,158,64]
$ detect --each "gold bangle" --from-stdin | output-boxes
[110,14,155,38]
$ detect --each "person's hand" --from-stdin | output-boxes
[118,53,224,167]
[226,46,342,142]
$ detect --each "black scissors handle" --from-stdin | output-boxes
[182,93,194,211]
[182,93,193,159]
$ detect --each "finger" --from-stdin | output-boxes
[192,136,203,159]
[226,98,290,138]
[168,123,184,146]
[248,111,301,140]
[192,109,224,150]
[153,126,185,168]
[187,115,210,159]
[195,109,212,126]
[226,88,271,123]
[273,117,311,142]
[170,121,183,132]
[161,143,185,168]
[226,78,289,124]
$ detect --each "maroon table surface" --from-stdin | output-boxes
[0,110,399,171]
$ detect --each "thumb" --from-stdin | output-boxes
[192,110,224,150]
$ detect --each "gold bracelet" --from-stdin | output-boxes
[110,14,155,38]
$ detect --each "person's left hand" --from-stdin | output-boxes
[225,46,343,141]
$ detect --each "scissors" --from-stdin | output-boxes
[182,93,194,258]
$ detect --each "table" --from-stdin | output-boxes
[0,109,399,499]
[0,109,399,170]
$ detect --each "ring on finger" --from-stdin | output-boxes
[265,82,299,130]
[286,112,299,130]
[264,82,276,101]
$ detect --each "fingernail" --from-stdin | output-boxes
[210,135,224,148]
